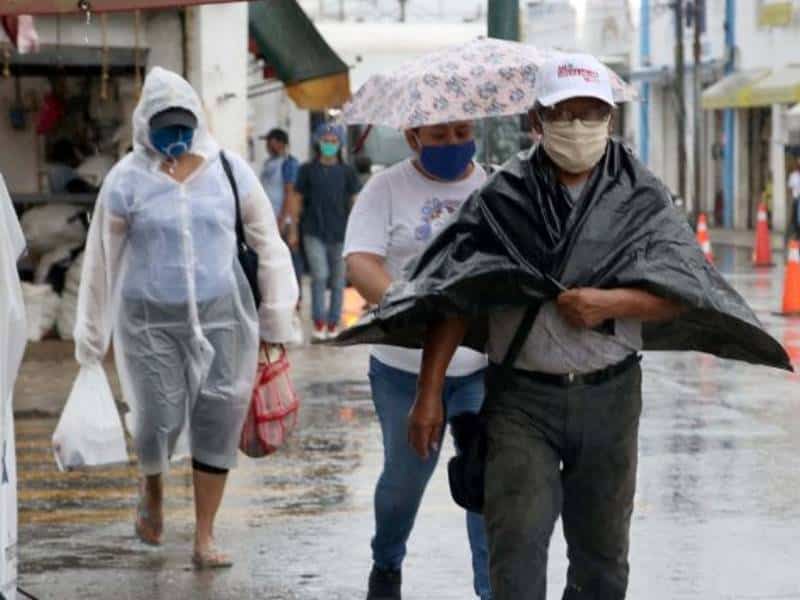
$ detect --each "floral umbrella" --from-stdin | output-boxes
[341,38,637,130]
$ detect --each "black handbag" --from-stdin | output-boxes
[447,303,540,514]
[220,151,262,309]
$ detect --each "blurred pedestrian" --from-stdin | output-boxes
[344,120,492,600]
[788,158,800,240]
[761,176,773,227]
[260,128,303,297]
[74,67,298,568]
[295,123,361,341]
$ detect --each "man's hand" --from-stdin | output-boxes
[408,388,444,460]
[556,288,614,329]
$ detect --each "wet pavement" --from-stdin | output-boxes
[13,245,800,599]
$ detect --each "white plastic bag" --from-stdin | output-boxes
[52,364,128,471]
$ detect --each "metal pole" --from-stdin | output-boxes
[399,0,407,22]
[673,0,687,207]
[338,0,345,21]
[488,0,520,42]
[693,0,703,216]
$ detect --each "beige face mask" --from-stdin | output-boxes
[541,117,610,174]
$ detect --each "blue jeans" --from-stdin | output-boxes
[290,246,304,301]
[303,235,345,326]
[369,357,492,599]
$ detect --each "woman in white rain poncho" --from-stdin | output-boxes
[74,67,298,567]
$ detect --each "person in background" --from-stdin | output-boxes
[294,123,361,341]
[788,157,800,240]
[259,129,303,303]
[344,120,492,600]
[761,176,773,228]
[74,67,298,568]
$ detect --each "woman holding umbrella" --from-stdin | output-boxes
[344,121,491,599]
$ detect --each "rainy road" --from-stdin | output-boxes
[13,245,800,599]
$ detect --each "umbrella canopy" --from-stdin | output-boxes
[341,38,637,130]
[0,0,238,15]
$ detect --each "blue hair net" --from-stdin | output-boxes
[313,123,345,144]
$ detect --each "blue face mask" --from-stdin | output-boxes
[150,125,195,159]
[418,139,476,181]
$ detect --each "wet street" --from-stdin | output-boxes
[13,245,800,600]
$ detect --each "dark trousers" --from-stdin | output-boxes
[482,363,642,600]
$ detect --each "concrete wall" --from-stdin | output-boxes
[0,77,51,193]
[186,3,249,156]
[145,11,184,74]
[737,3,800,71]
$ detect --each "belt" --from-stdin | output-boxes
[511,353,642,387]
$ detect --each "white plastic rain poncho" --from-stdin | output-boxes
[0,173,24,600]
[74,67,298,474]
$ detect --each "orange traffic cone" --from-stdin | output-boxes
[696,213,714,264]
[752,202,773,267]
[781,240,800,315]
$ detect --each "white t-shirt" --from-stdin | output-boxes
[789,169,800,199]
[343,158,488,376]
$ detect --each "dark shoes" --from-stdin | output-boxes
[366,564,402,600]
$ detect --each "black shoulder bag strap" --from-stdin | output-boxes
[494,303,541,394]
[219,151,245,247]
[220,151,263,308]
[448,304,542,514]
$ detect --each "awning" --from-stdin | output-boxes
[701,69,770,109]
[748,65,800,107]
[0,0,239,15]
[249,0,350,110]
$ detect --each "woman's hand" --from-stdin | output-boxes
[259,343,283,363]
[408,387,444,460]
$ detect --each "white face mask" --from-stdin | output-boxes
[541,117,610,175]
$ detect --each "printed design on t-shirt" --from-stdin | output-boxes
[415,197,460,241]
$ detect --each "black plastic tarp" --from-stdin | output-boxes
[336,140,792,372]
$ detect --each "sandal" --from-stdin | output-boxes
[192,546,234,570]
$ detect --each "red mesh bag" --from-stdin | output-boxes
[239,346,300,458]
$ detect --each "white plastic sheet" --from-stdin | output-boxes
[19,204,87,256]
[20,282,59,342]
[0,173,24,600]
[52,364,128,471]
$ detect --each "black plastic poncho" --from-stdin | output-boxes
[337,140,791,371]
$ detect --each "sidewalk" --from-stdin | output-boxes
[709,228,787,251]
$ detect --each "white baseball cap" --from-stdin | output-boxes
[534,53,615,108]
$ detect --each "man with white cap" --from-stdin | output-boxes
[408,54,685,598]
